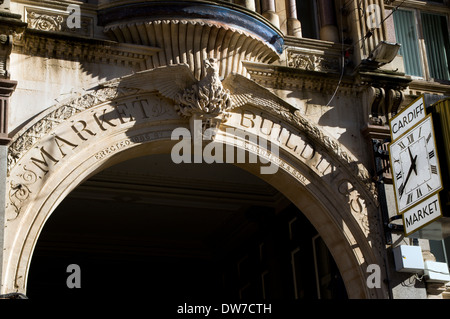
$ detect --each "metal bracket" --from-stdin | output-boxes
[387,215,404,233]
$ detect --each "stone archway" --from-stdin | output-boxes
[3,68,388,299]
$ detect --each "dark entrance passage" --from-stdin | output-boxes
[27,155,347,300]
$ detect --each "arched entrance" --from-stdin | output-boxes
[3,69,388,298]
[26,154,347,299]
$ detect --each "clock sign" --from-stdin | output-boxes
[390,114,443,214]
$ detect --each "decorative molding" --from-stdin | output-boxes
[25,6,93,37]
[0,79,17,144]
[12,32,160,70]
[7,86,120,175]
[408,80,450,97]
[243,60,356,95]
[287,50,340,73]
[27,11,64,32]
[7,64,377,204]
[103,19,280,79]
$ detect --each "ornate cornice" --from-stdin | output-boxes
[12,30,160,69]
[243,60,356,95]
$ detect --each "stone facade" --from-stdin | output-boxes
[0,0,449,299]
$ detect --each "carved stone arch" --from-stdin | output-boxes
[2,73,388,299]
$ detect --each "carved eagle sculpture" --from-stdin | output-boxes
[116,58,296,137]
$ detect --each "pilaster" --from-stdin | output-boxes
[0,6,23,293]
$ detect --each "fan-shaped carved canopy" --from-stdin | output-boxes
[98,0,284,79]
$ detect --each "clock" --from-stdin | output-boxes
[389,114,443,214]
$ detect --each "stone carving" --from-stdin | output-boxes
[8,166,37,220]
[27,11,64,32]
[25,7,94,37]
[7,63,378,206]
[103,18,281,79]
[366,86,404,126]
[0,34,12,78]
[119,58,234,138]
[287,51,340,72]
[7,87,119,174]
[222,73,377,203]
[175,59,232,118]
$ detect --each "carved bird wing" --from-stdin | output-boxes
[118,64,197,101]
[222,73,298,114]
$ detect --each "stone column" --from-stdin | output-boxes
[261,0,280,28]
[0,79,16,293]
[318,0,339,42]
[236,0,256,12]
[0,8,25,294]
[286,0,302,37]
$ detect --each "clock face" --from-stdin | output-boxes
[389,115,443,213]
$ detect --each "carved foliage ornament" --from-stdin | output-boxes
[287,51,340,73]
[174,59,233,118]
[118,58,235,136]
[28,11,64,32]
[25,8,93,37]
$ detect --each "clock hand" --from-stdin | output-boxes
[408,147,417,175]
[399,154,417,198]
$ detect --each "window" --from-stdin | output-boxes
[296,0,319,39]
[393,9,450,81]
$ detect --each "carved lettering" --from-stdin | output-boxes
[30,147,59,174]
[284,131,303,153]
[94,139,132,160]
[93,109,117,131]
[71,120,97,141]
[299,142,315,161]
[114,103,135,124]
[135,100,150,119]
[240,110,256,128]
[53,135,78,157]
[260,117,275,136]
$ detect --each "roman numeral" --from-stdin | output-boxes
[429,150,435,159]
[407,193,413,204]
[427,133,432,144]
[431,165,438,174]
[396,171,402,180]
[416,187,422,198]
[399,141,406,150]
[408,134,414,144]
[418,126,422,138]
[427,183,433,191]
